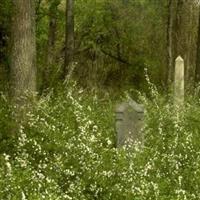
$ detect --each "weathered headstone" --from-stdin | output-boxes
[115,99,144,147]
[174,56,184,105]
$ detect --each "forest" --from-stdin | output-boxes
[1,0,200,199]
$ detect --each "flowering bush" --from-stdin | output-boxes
[1,84,200,199]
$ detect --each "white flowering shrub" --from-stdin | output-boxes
[1,83,200,199]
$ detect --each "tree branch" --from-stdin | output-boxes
[100,49,131,65]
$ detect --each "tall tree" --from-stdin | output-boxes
[44,0,60,89]
[167,0,199,87]
[195,6,200,83]
[63,0,75,78]
[10,0,36,103]
[166,0,173,85]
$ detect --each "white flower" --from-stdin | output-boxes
[22,191,26,200]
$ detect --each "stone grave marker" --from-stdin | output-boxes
[115,99,144,147]
[174,56,184,105]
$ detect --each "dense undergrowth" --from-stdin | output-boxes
[1,83,200,199]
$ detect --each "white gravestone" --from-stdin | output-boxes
[174,56,184,105]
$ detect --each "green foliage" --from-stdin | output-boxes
[0,94,15,154]
[1,0,200,198]
[0,0,11,91]
[34,0,168,91]
[73,0,167,89]
[1,83,200,199]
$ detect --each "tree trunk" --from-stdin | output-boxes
[10,0,36,103]
[167,0,174,86]
[173,0,199,88]
[63,0,75,79]
[195,7,200,83]
[44,0,60,89]
[166,0,199,89]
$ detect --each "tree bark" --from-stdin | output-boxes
[10,0,36,103]
[173,0,199,88]
[167,0,174,86]
[166,0,199,89]
[63,0,75,79]
[195,7,200,83]
[44,0,60,89]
